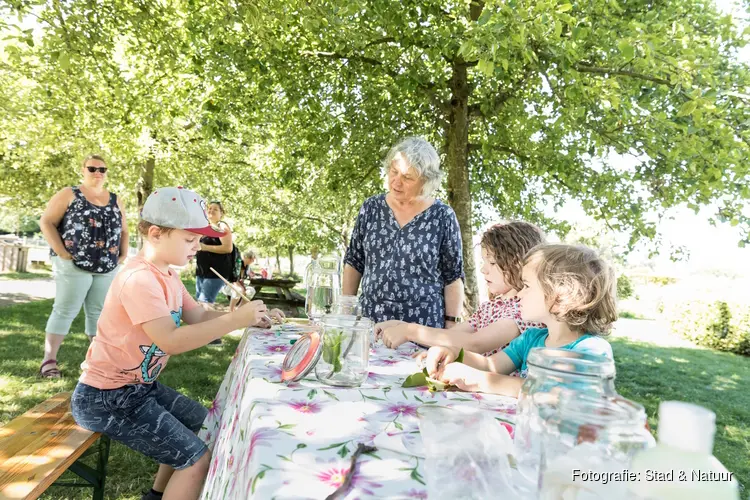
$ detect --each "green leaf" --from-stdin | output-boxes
[337,444,350,458]
[677,100,698,117]
[617,41,635,60]
[402,371,428,388]
[58,52,70,70]
[477,59,494,77]
[557,3,573,13]
[307,389,317,400]
[456,348,465,363]
[318,441,350,451]
[323,390,339,401]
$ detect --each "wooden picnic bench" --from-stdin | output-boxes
[0,392,110,500]
[246,277,306,317]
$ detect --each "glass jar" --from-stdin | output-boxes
[333,295,361,317]
[513,348,617,495]
[539,392,655,499]
[305,257,341,323]
[314,314,372,387]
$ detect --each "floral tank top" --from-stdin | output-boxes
[51,186,123,273]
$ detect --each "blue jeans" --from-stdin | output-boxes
[45,256,118,336]
[196,276,223,303]
[71,381,209,470]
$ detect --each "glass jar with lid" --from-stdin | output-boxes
[513,347,617,495]
[539,392,655,499]
[314,314,372,387]
[305,257,341,323]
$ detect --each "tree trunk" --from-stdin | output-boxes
[444,61,478,311]
[288,245,295,276]
[135,151,155,249]
[275,247,281,274]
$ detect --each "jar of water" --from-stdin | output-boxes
[513,348,617,496]
[314,314,371,387]
[305,257,340,323]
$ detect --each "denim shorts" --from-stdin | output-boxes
[71,381,209,470]
[195,276,224,304]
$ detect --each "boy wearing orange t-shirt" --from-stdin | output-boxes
[71,187,283,500]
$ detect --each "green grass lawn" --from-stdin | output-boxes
[0,295,747,498]
[0,270,52,280]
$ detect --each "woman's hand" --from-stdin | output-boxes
[381,323,412,349]
[374,320,405,340]
[58,251,73,261]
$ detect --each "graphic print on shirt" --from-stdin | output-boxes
[124,308,181,383]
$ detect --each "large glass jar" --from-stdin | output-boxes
[314,314,372,387]
[305,257,341,323]
[513,348,617,495]
[539,392,655,499]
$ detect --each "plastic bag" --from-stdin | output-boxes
[418,406,527,499]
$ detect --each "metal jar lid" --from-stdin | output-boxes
[281,331,323,383]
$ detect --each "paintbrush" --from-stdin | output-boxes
[209,267,253,302]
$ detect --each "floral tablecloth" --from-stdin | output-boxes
[198,326,518,499]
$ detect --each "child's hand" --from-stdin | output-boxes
[382,323,411,349]
[257,308,286,328]
[424,346,462,378]
[374,320,405,340]
[440,362,483,392]
[234,300,268,327]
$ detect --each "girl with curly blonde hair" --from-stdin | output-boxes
[421,244,617,396]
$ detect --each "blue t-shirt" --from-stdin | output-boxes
[503,327,613,374]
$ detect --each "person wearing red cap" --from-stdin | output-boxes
[69,187,284,500]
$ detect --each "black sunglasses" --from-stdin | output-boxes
[85,166,108,173]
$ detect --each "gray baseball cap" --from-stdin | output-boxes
[141,186,224,237]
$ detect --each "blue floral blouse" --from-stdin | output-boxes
[344,194,464,328]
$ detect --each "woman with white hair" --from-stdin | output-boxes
[343,137,465,335]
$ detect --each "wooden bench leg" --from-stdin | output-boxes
[56,435,110,500]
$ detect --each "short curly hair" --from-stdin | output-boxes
[481,221,545,291]
[524,244,618,335]
[383,137,443,197]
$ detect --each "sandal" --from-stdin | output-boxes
[40,359,61,378]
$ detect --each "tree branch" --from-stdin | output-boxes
[573,63,672,86]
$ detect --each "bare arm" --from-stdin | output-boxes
[143,300,267,355]
[117,196,129,263]
[182,307,227,324]
[444,279,463,318]
[200,223,233,254]
[342,263,362,296]
[403,319,519,353]
[471,371,525,397]
[39,188,74,258]
[439,350,523,396]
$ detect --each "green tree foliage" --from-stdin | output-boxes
[617,274,634,300]
[1,0,749,307]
